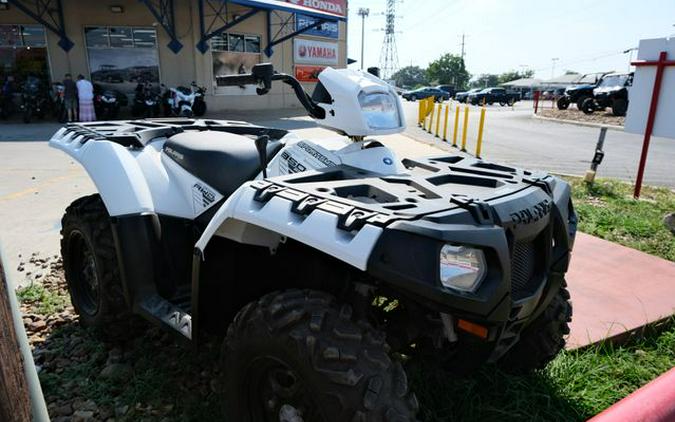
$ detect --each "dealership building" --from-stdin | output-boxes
[0,0,348,111]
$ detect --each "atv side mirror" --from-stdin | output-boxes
[252,63,274,95]
[254,135,270,178]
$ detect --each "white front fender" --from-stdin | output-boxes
[195,183,383,271]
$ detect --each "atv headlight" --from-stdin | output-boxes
[358,91,400,130]
[439,245,486,292]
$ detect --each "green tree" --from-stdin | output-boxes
[391,66,428,88]
[426,54,470,89]
[470,74,500,88]
[497,69,535,84]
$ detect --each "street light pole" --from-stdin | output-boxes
[551,57,559,78]
[358,8,370,70]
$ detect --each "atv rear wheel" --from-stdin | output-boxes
[556,97,570,110]
[222,289,418,421]
[498,283,572,373]
[61,194,130,330]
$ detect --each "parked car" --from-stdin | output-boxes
[455,88,481,103]
[436,84,456,97]
[468,87,520,106]
[581,72,633,117]
[402,87,450,102]
[557,73,609,110]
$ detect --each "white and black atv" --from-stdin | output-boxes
[50,63,576,421]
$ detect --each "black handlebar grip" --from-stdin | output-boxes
[215,74,257,87]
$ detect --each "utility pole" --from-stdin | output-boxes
[379,0,401,79]
[358,8,369,70]
[460,33,466,61]
[551,57,559,78]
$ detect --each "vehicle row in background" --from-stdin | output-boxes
[402,86,451,102]
[557,72,633,116]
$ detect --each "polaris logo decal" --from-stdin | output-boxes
[164,146,184,161]
[192,183,216,211]
[510,199,551,226]
[297,141,337,167]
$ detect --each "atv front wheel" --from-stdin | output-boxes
[612,98,628,116]
[581,98,595,115]
[222,289,418,421]
[61,194,130,329]
[498,283,572,372]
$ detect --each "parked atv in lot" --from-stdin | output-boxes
[50,63,576,421]
[581,72,633,117]
[556,72,609,110]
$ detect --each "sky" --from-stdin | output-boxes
[345,0,675,80]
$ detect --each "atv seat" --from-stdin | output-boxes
[163,130,283,198]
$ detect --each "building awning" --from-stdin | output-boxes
[228,0,345,22]
[196,0,345,56]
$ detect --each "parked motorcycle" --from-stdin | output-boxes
[20,76,49,124]
[131,82,161,118]
[162,82,206,117]
[94,84,127,119]
[51,82,68,123]
[0,76,15,119]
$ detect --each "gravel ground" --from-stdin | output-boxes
[538,108,625,127]
[18,255,225,422]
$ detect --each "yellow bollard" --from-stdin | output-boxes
[475,107,486,158]
[434,103,442,137]
[428,101,435,134]
[461,106,469,151]
[442,104,450,141]
[452,105,460,147]
[418,99,424,126]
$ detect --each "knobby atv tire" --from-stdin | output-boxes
[498,283,573,373]
[222,289,419,422]
[61,194,130,330]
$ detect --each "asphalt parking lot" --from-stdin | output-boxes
[402,100,675,187]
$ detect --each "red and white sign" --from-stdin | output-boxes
[295,65,326,82]
[287,0,347,17]
[294,38,338,65]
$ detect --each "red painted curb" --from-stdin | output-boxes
[587,367,675,422]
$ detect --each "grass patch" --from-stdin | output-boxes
[16,282,68,315]
[412,320,675,421]
[566,177,675,261]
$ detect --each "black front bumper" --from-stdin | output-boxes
[366,176,577,330]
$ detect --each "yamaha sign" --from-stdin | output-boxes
[287,0,347,16]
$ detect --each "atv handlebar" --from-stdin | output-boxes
[216,64,325,119]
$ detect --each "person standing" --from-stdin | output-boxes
[62,73,77,122]
[76,74,96,122]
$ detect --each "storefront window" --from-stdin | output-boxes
[229,34,245,52]
[108,27,134,48]
[244,36,260,53]
[211,32,262,96]
[85,26,160,96]
[0,25,49,84]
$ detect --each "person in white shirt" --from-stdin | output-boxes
[76,74,96,122]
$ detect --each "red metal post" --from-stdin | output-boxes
[631,51,675,198]
[533,90,540,114]
[588,367,675,422]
